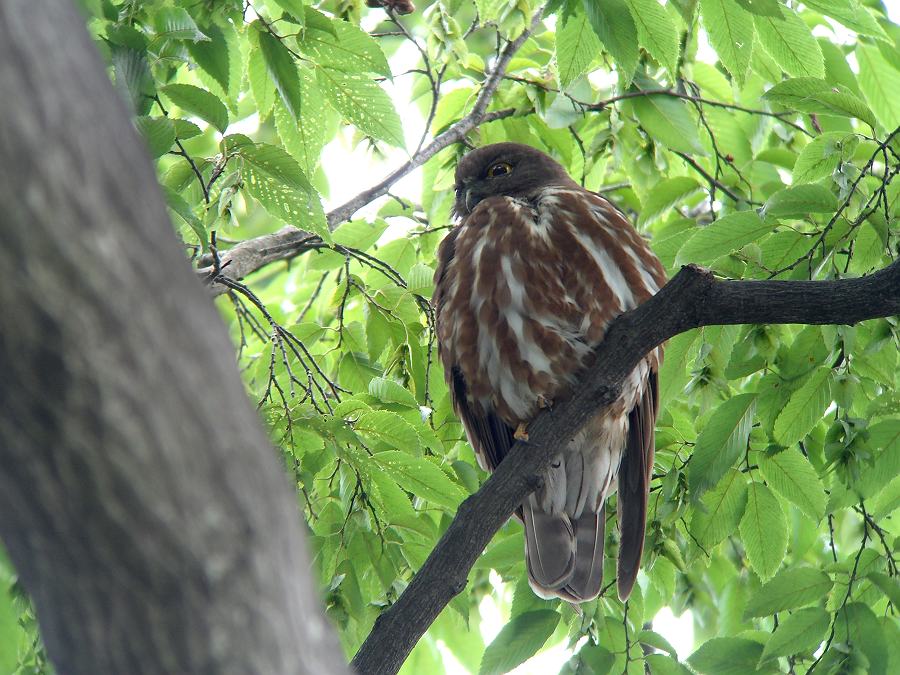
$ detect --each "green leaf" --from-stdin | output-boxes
[356,411,420,450]
[270,0,306,18]
[773,367,832,447]
[187,23,231,94]
[556,10,601,89]
[368,377,418,408]
[583,0,639,83]
[624,90,707,156]
[134,116,175,158]
[734,0,782,17]
[474,532,525,571]
[640,177,701,226]
[332,219,389,251]
[744,565,833,617]
[762,184,838,218]
[688,637,764,675]
[247,35,276,117]
[753,8,824,78]
[803,0,889,40]
[161,84,229,133]
[645,654,694,675]
[111,46,155,115]
[257,30,305,121]
[689,468,749,549]
[658,329,699,409]
[153,6,207,42]
[479,610,561,675]
[624,0,680,74]
[688,393,757,496]
[407,263,435,297]
[739,481,787,581]
[676,211,772,265]
[700,0,754,85]
[236,142,328,238]
[858,45,900,130]
[848,221,886,275]
[868,572,900,609]
[372,451,467,510]
[317,67,404,147]
[300,19,391,78]
[758,448,827,521]
[164,187,206,244]
[763,77,876,127]
[836,603,888,675]
[273,68,326,175]
[759,606,830,663]
[792,132,857,184]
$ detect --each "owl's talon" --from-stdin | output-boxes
[538,395,553,409]
[514,423,529,441]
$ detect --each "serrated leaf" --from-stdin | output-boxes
[257,30,305,122]
[849,221,886,275]
[688,637,764,675]
[858,45,900,130]
[172,118,202,140]
[677,211,772,265]
[763,77,877,127]
[372,450,467,509]
[700,0,754,85]
[407,263,435,297]
[754,8,824,78]
[317,67,404,147]
[187,23,230,93]
[237,142,328,238]
[161,84,229,133]
[793,132,857,184]
[356,411,420,450]
[758,448,827,521]
[273,68,326,175]
[836,603,888,675]
[271,0,306,18]
[744,566,833,617]
[134,116,175,158]
[759,607,829,663]
[640,177,701,225]
[690,468,749,548]
[688,393,757,496]
[869,572,900,608]
[624,0,680,75]
[474,532,524,571]
[479,610,560,675]
[368,377,418,408]
[739,481,787,581]
[111,45,155,115]
[153,7,207,42]
[773,367,832,447]
[556,9,601,88]
[584,0,639,84]
[247,34,276,117]
[658,329,699,408]
[762,184,838,218]
[331,219,389,251]
[804,0,889,40]
[300,19,391,78]
[735,0,782,17]
[624,89,707,156]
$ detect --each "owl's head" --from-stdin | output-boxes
[453,142,574,218]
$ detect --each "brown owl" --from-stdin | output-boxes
[433,143,666,602]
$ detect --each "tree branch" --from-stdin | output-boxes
[198,8,545,295]
[349,260,900,675]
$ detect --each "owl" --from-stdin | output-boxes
[433,142,666,602]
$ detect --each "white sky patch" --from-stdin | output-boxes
[653,607,695,660]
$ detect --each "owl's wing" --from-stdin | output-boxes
[434,226,516,473]
[616,367,659,601]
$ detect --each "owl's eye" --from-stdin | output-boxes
[487,162,512,178]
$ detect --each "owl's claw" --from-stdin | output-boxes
[538,395,553,409]
[514,423,529,441]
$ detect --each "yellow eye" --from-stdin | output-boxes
[487,162,512,178]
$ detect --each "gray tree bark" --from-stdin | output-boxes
[0,2,347,673]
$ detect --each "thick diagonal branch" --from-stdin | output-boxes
[350,260,900,675]
[198,8,545,296]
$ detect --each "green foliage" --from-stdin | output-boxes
[7,0,898,673]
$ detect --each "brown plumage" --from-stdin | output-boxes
[433,143,666,602]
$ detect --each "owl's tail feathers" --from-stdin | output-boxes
[563,510,606,601]
[523,502,576,593]
[523,503,606,602]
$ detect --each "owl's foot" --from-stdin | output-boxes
[514,423,529,441]
[537,395,553,409]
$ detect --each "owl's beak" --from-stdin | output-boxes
[465,189,482,212]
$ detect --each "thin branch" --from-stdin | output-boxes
[197,7,545,295]
[349,259,900,675]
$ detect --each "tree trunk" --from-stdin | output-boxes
[0,2,347,673]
